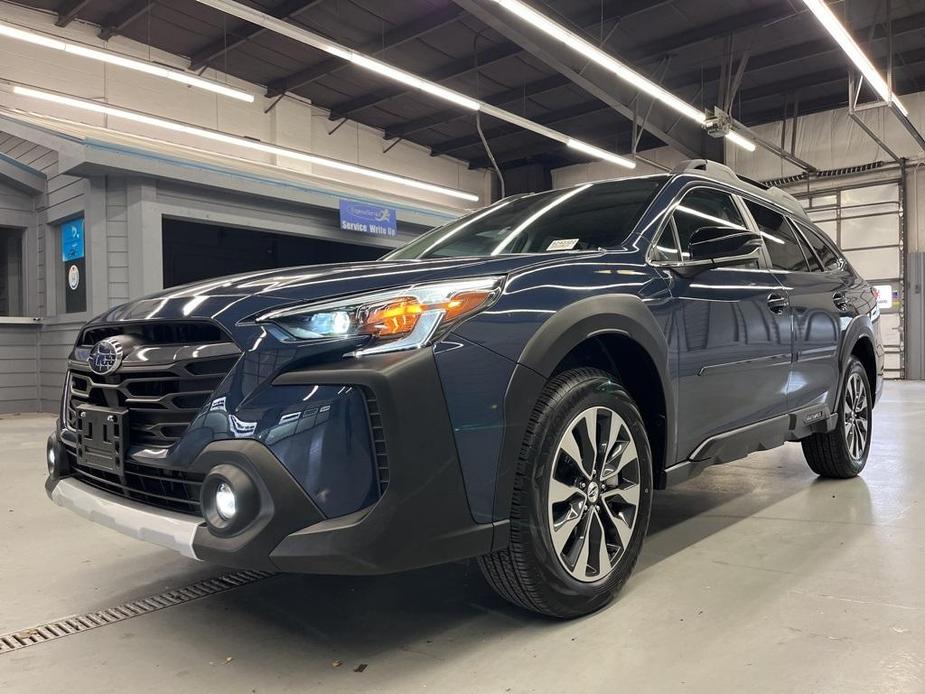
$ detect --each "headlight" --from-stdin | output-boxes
[257,276,504,356]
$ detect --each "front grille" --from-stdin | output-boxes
[65,323,241,517]
[67,354,238,447]
[65,448,205,515]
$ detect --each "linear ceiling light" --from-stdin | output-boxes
[801,0,907,115]
[0,20,254,103]
[11,85,478,201]
[723,130,756,152]
[487,0,757,152]
[191,0,635,169]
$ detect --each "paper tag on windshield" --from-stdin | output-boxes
[547,238,579,251]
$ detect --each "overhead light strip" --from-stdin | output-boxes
[487,0,757,152]
[723,130,756,152]
[0,19,255,103]
[191,0,635,169]
[11,84,479,201]
[801,0,907,115]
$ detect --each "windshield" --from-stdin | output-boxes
[387,177,665,260]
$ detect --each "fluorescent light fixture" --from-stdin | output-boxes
[487,0,757,152]
[801,0,906,115]
[12,85,478,201]
[193,0,635,168]
[0,20,254,103]
[489,0,705,124]
[567,139,636,168]
[347,54,480,111]
[724,130,756,152]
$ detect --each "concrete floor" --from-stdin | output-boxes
[1,382,924,693]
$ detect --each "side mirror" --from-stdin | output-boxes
[671,226,762,276]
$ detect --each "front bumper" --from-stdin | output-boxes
[50,478,200,559]
[47,348,506,574]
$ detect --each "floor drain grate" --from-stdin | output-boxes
[0,569,272,655]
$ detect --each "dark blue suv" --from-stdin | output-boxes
[46,160,883,618]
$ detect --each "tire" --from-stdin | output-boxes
[478,368,653,619]
[801,356,872,479]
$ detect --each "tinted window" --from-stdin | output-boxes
[388,178,664,259]
[672,187,746,256]
[0,228,23,316]
[745,200,814,272]
[799,223,843,271]
[651,220,681,262]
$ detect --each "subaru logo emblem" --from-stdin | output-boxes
[88,338,124,376]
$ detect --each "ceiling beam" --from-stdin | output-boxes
[264,5,465,97]
[188,0,326,71]
[384,74,567,141]
[424,8,925,159]
[431,99,607,157]
[55,0,93,27]
[468,48,925,171]
[468,122,656,170]
[98,0,155,41]
[384,3,799,145]
[450,0,709,158]
[328,0,669,121]
[743,46,925,105]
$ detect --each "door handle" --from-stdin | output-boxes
[833,291,849,311]
[767,292,790,314]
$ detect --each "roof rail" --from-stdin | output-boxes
[671,159,741,187]
[671,159,808,221]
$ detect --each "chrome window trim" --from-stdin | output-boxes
[645,183,770,271]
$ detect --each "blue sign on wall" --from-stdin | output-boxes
[61,217,85,262]
[339,199,397,237]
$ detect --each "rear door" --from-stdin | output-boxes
[659,186,793,460]
[792,221,860,410]
[742,198,844,413]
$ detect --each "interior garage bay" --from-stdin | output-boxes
[2,0,925,691]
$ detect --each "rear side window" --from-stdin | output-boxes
[799,223,844,271]
[745,200,815,272]
[672,187,746,255]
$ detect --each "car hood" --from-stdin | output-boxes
[90,253,599,327]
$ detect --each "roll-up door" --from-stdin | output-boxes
[784,172,905,379]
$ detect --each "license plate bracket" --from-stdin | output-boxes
[76,404,128,473]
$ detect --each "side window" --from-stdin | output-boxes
[799,223,844,271]
[744,200,815,272]
[672,187,746,256]
[651,219,681,262]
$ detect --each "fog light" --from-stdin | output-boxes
[201,464,259,537]
[46,436,57,474]
[215,482,237,520]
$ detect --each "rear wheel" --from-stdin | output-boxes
[801,356,871,478]
[478,368,653,618]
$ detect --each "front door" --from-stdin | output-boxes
[660,186,793,460]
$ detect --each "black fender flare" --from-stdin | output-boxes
[491,294,675,521]
[834,313,879,411]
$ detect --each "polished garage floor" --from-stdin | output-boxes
[2,382,924,693]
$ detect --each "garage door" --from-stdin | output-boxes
[786,174,904,379]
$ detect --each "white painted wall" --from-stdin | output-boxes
[0,2,489,212]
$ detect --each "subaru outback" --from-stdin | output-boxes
[46,159,883,618]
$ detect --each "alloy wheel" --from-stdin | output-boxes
[546,406,641,583]
[843,372,870,461]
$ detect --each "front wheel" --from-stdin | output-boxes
[801,356,872,478]
[478,368,653,618]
